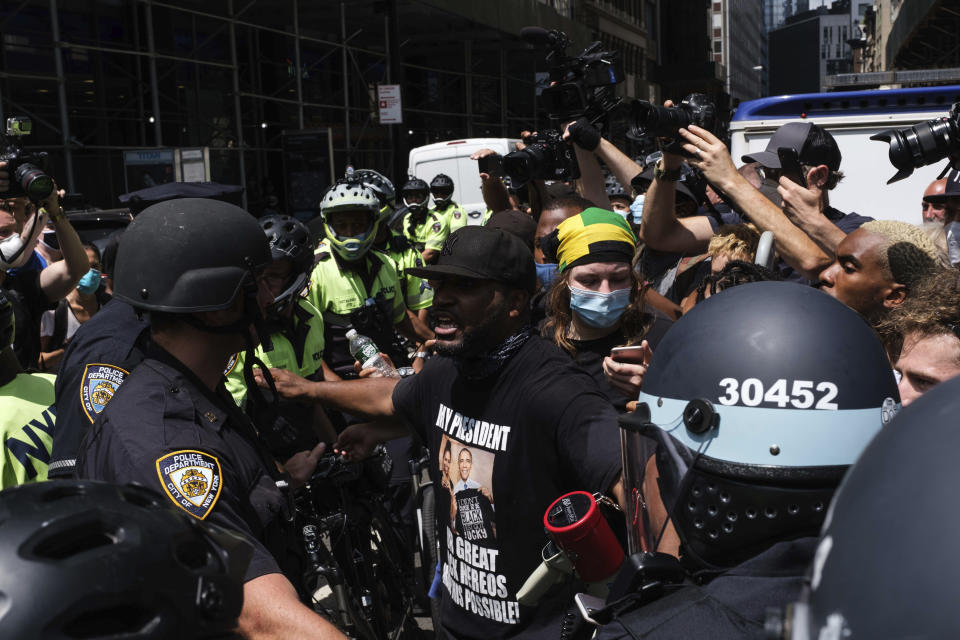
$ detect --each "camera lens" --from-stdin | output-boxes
[14,163,54,201]
[630,100,692,139]
[502,148,545,185]
[872,116,958,183]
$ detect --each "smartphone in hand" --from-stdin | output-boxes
[610,345,647,362]
[777,147,807,188]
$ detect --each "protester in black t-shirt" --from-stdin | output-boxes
[539,207,670,410]
[255,226,627,640]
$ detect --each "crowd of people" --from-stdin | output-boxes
[1,102,959,639]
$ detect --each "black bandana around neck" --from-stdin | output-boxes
[454,325,535,381]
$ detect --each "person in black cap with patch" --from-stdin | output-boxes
[75,198,346,640]
[254,225,626,640]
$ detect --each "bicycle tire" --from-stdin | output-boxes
[418,484,444,635]
[365,500,425,639]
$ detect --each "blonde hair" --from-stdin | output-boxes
[861,220,940,287]
[708,223,761,263]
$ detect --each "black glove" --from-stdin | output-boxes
[567,118,601,152]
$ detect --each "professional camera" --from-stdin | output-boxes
[520,26,624,123]
[871,102,960,184]
[501,130,580,185]
[629,93,717,156]
[0,117,54,201]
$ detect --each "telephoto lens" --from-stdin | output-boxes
[871,104,960,184]
[15,162,55,201]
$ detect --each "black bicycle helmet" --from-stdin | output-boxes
[779,375,960,640]
[430,173,455,206]
[260,214,313,313]
[114,198,270,314]
[605,174,629,200]
[0,480,251,639]
[354,169,396,208]
[620,282,899,568]
[400,177,430,213]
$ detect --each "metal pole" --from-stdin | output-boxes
[49,0,75,192]
[340,2,350,164]
[144,0,163,145]
[384,14,393,175]
[464,40,473,138]
[227,0,248,210]
[293,0,304,129]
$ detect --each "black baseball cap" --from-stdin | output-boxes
[406,225,537,293]
[742,122,842,171]
[924,168,960,203]
[486,209,537,251]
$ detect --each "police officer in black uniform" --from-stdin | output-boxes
[75,198,346,640]
[592,282,900,639]
[48,296,147,478]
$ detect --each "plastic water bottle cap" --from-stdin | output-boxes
[345,329,358,339]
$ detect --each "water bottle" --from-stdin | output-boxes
[346,329,400,378]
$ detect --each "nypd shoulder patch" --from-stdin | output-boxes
[81,363,129,423]
[432,222,442,233]
[223,353,240,376]
[155,449,223,520]
[453,211,462,219]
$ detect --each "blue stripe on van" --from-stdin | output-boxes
[732,85,960,121]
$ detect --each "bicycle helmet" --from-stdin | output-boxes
[781,375,960,639]
[319,180,380,262]
[620,282,899,568]
[430,173,455,207]
[354,169,396,208]
[259,214,313,313]
[605,174,629,199]
[400,177,430,213]
[0,479,251,639]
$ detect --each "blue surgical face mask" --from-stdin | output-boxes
[76,268,102,295]
[536,262,559,289]
[629,194,645,226]
[568,285,631,329]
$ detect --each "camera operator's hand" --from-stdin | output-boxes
[0,161,9,193]
[254,366,313,401]
[562,118,601,152]
[679,125,739,192]
[516,131,537,152]
[470,148,499,181]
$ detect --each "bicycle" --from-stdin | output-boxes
[295,447,426,639]
[409,447,442,633]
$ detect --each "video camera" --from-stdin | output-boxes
[520,27,625,123]
[629,93,717,156]
[0,117,55,201]
[501,130,580,185]
[871,102,960,184]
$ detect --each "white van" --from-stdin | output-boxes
[408,138,520,225]
[729,85,960,224]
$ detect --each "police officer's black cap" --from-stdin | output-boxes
[113,198,270,313]
[406,226,537,293]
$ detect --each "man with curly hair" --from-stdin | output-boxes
[879,268,960,406]
[818,219,941,322]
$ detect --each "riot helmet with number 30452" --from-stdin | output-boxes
[619,282,899,570]
[777,375,960,640]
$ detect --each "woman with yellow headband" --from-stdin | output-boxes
[540,207,667,410]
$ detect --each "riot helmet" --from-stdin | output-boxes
[780,375,960,640]
[0,480,251,639]
[259,214,313,315]
[620,282,899,570]
[400,177,430,213]
[319,180,380,262]
[430,173,455,207]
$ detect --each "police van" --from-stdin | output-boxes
[408,138,520,225]
[729,85,960,224]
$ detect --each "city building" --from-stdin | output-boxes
[768,2,856,94]
[711,0,765,102]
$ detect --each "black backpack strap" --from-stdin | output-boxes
[50,298,70,350]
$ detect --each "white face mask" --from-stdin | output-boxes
[1,208,47,270]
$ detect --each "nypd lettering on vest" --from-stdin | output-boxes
[81,363,129,423]
[155,449,223,519]
[224,353,240,376]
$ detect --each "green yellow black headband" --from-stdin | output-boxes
[544,207,637,272]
